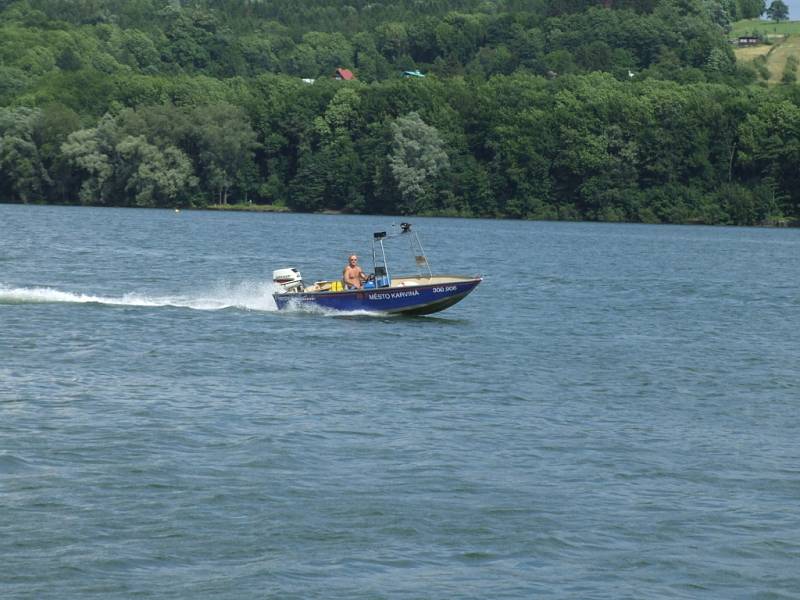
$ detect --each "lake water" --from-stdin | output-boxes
[1,204,799,599]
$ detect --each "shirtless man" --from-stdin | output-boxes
[343,254,369,289]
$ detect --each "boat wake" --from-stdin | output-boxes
[0,281,279,312]
[282,301,392,318]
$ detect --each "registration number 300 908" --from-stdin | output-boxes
[432,285,458,293]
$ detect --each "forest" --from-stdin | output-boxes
[1,0,799,225]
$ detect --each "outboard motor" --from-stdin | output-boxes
[273,268,304,292]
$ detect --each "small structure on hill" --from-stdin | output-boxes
[334,68,355,80]
[737,36,760,46]
[402,69,425,78]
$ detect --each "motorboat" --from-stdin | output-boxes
[272,223,481,315]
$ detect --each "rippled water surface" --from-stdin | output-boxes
[2,205,799,599]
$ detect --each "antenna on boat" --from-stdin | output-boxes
[400,223,433,278]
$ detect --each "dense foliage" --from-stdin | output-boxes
[0,0,798,225]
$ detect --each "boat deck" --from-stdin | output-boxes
[305,275,476,293]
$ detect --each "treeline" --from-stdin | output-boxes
[1,0,738,87]
[0,0,799,225]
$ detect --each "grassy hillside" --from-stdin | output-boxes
[732,19,800,83]
[764,35,800,79]
[731,18,800,37]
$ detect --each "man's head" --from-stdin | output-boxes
[348,255,358,265]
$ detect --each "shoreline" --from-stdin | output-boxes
[204,203,292,213]
[1,201,797,227]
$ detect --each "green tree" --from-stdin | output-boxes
[189,102,259,204]
[374,22,408,63]
[60,116,117,204]
[706,0,734,32]
[389,111,450,214]
[298,31,354,76]
[738,0,766,18]
[35,102,82,202]
[288,86,365,212]
[766,0,789,22]
[782,55,798,83]
[738,99,800,221]
[115,29,161,71]
[116,135,197,207]
[480,74,555,218]
[0,107,51,203]
[161,6,217,72]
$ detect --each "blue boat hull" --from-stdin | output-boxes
[273,277,481,315]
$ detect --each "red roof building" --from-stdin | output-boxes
[334,68,355,80]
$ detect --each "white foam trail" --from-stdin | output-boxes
[279,297,392,318]
[0,281,279,312]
